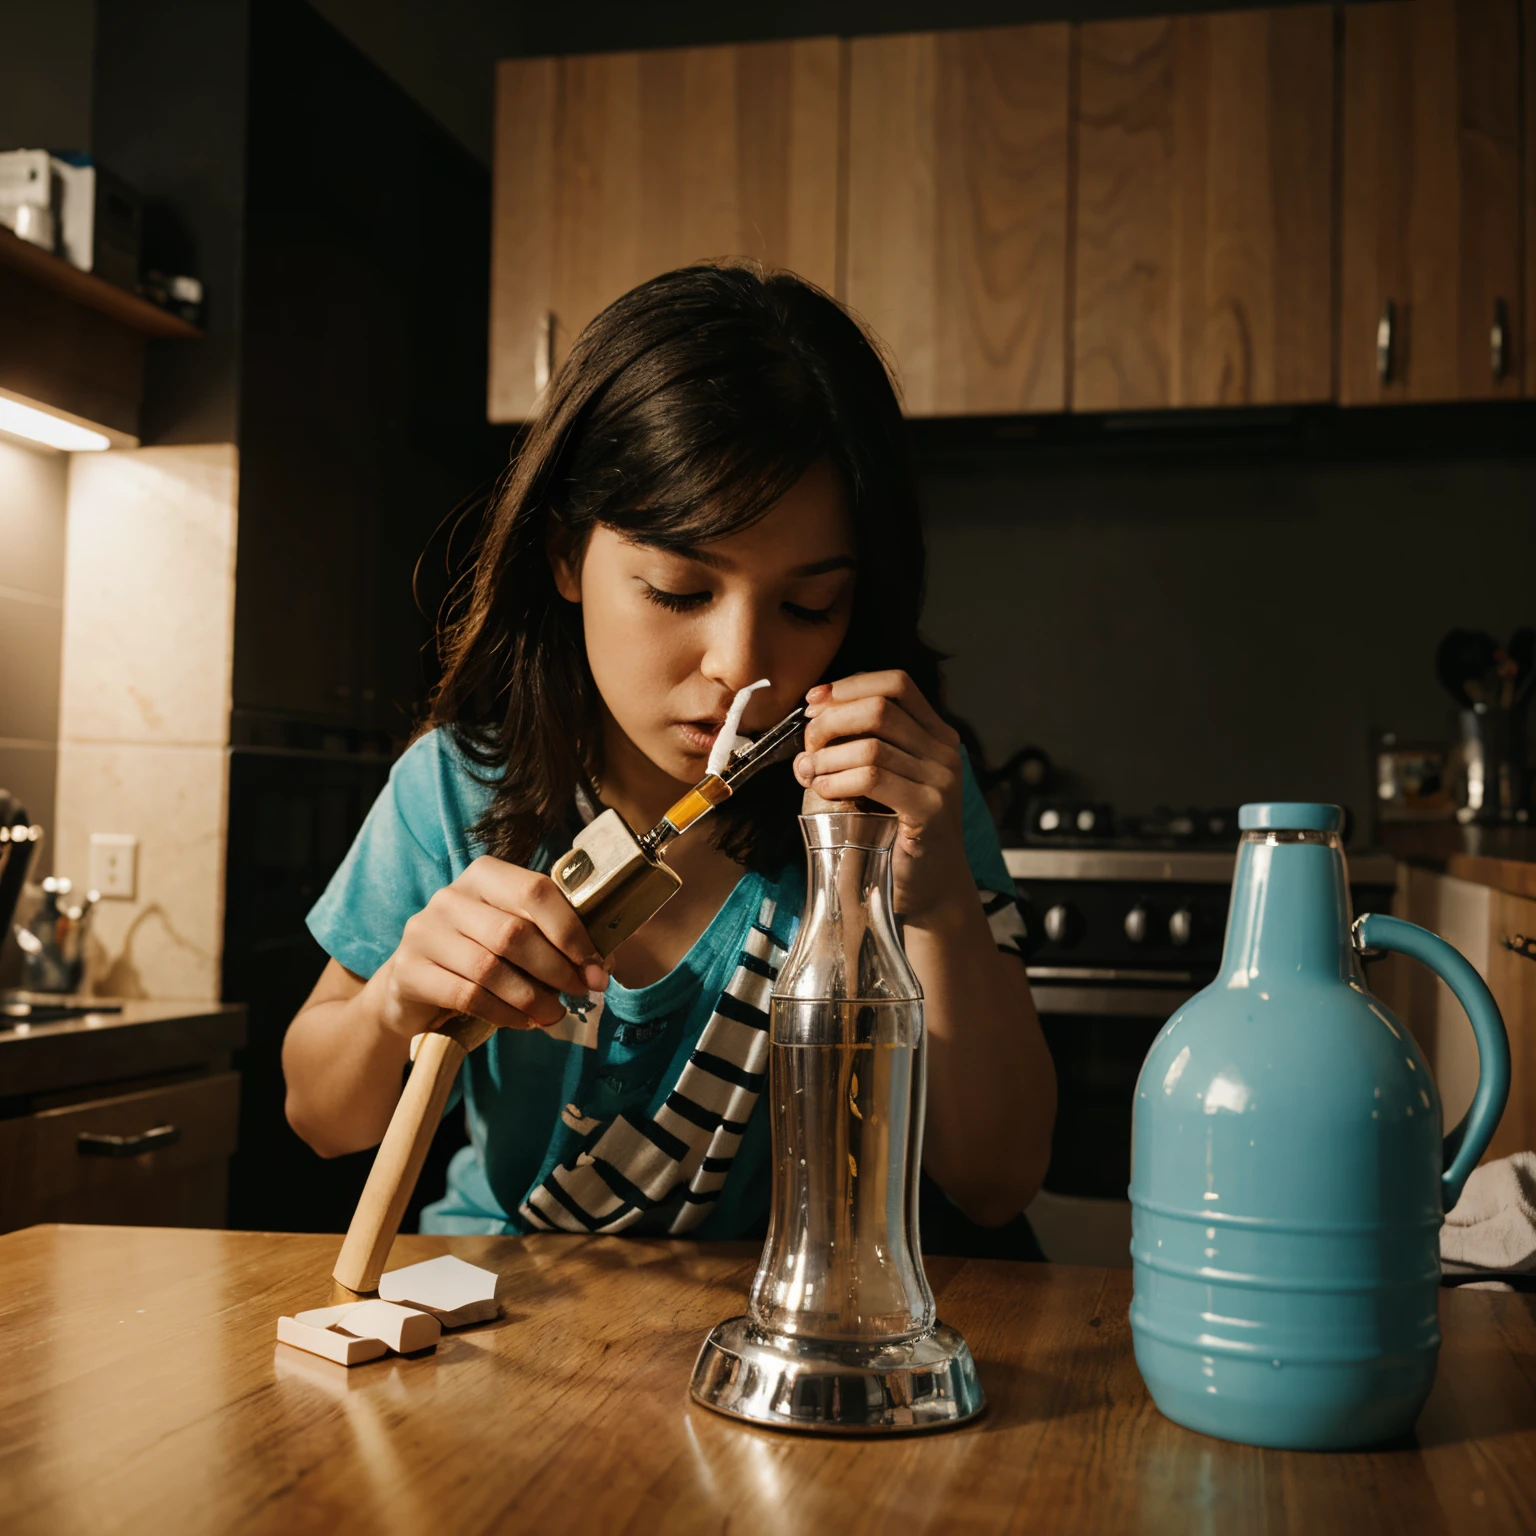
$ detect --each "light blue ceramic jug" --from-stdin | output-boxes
[1129,803,1510,1449]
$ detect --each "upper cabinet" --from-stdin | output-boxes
[1073,8,1335,412]
[490,40,842,421]
[845,26,1071,416]
[1339,0,1523,404]
[489,9,1535,420]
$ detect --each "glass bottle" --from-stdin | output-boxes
[747,805,935,1344]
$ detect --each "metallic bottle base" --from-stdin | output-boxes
[688,1315,985,1434]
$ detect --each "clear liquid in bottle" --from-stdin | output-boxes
[749,998,933,1344]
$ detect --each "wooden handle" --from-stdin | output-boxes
[332,807,671,1292]
[332,1017,491,1294]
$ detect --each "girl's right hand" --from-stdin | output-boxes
[370,856,609,1040]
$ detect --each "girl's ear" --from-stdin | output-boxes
[546,525,583,604]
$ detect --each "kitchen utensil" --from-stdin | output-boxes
[331,707,808,1294]
[1436,630,1532,824]
[0,794,43,965]
[1435,629,1501,709]
[15,875,99,993]
[1129,803,1509,1449]
[688,787,984,1432]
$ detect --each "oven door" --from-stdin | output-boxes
[1024,982,1191,1269]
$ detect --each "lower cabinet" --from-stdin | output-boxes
[0,1072,240,1234]
[1388,867,1536,1163]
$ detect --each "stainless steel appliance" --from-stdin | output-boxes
[1010,832,1398,1267]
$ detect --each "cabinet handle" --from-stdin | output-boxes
[534,310,555,393]
[1376,300,1395,383]
[1491,299,1510,381]
[77,1123,181,1157]
[1504,934,1536,964]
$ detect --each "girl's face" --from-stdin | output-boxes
[553,459,856,785]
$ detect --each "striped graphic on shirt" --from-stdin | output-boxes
[516,897,786,1237]
[980,888,1028,958]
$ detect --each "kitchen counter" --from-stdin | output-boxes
[3,1225,1534,1534]
[1379,821,1536,898]
[0,1003,246,1234]
[0,997,245,1100]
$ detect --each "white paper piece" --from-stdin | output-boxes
[706,678,770,777]
[379,1253,499,1324]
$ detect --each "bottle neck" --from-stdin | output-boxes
[778,813,920,1003]
[1219,829,1361,986]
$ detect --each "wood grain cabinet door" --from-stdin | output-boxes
[1487,891,1536,1162]
[490,40,842,422]
[1339,0,1523,404]
[845,26,1071,417]
[1073,7,1335,412]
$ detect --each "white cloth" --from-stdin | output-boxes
[1440,1151,1536,1273]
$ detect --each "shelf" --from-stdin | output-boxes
[0,226,202,339]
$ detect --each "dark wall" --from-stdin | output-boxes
[93,0,251,444]
[918,431,1536,822]
[0,0,95,149]
[224,0,507,1235]
[235,0,504,739]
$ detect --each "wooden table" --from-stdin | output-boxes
[4,1225,1536,1534]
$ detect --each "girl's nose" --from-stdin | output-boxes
[699,602,770,696]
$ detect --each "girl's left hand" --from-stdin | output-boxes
[794,671,972,929]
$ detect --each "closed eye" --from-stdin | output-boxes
[783,601,836,626]
[643,583,710,613]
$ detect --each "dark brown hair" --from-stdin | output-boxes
[428,263,941,874]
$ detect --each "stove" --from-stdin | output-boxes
[1008,843,1396,990]
[1007,823,1398,1268]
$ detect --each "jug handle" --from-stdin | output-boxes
[1353,913,1510,1212]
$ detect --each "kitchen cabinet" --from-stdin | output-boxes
[1339,0,1523,404]
[845,27,1070,416]
[490,40,842,422]
[0,1074,240,1232]
[1488,889,1536,1158]
[1392,867,1536,1165]
[0,1000,246,1234]
[1073,7,1335,412]
[0,227,199,443]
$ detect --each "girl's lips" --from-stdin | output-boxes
[676,720,724,755]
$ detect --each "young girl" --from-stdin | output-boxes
[283,265,1056,1240]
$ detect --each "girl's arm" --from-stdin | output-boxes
[796,673,1056,1226]
[282,860,610,1158]
[903,907,1055,1227]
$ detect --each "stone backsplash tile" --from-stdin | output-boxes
[53,734,229,1000]
[60,444,238,748]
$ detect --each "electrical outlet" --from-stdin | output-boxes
[90,833,138,899]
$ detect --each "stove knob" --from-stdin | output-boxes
[1169,907,1194,946]
[1043,903,1076,946]
[1124,904,1149,943]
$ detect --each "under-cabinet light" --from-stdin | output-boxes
[0,396,111,452]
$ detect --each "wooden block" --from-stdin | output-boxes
[379,1254,500,1328]
[276,1315,387,1366]
[293,1303,361,1330]
[423,1297,501,1329]
[334,1299,441,1354]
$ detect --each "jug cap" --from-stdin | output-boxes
[1239,802,1342,832]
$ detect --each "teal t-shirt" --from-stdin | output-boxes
[306,728,1020,1238]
